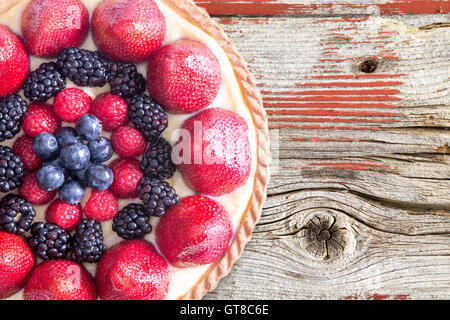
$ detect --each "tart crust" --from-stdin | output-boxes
[0,0,270,300]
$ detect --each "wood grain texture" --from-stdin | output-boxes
[196,0,450,16]
[204,12,450,299]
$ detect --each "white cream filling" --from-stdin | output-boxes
[1,0,257,300]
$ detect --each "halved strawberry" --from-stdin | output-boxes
[96,240,170,300]
[21,0,89,58]
[24,260,97,300]
[0,25,29,98]
[92,0,166,62]
[147,39,222,113]
[156,196,232,268]
[0,231,35,299]
[175,108,251,196]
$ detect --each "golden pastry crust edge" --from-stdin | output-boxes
[0,0,271,300]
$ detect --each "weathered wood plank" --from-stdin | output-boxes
[205,14,450,299]
[197,0,450,16]
[206,190,450,299]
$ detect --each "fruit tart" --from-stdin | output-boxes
[0,0,269,300]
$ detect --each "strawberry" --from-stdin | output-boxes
[19,172,56,205]
[0,231,35,299]
[24,260,97,300]
[176,108,251,196]
[156,196,232,268]
[0,25,29,98]
[83,189,119,222]
[22,102,61,137]
[12,135,42,172]
[53,88,92,123]
[91,93,129,132]
[109,158,143,199]
[147,39,222,113]
[96,240,169,300]
[111,125,147,158]
[92,0,166,62]
[45,198,82,231]
[21,0,89,58]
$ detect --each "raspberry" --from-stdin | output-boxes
[90,93,128,132]
[45,198,82,231]
[22,102,61,137]
[111,126,147,158]
[19,172,56,205]
[109,158,143,199]
[54,88,92,122]
[12,135,42,172]
[83,190,119,222]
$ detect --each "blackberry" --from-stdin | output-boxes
[108,61,146,98]
[0,145,24,192]
[0,194,35,235]
[23,62,66,102]
[128,94,168,141]
[0,94,27,142]
[137,177,179,217]
[140,138,175,180]
[70,219,106,263]
[112,203,152,240]
[28,222,71,260]
[57,47,109,87]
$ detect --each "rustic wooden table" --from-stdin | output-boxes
[199,0,450,300]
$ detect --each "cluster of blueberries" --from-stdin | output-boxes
[33,114,114,204]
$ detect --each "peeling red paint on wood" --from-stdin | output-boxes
[263,95,401,101]
[264,102,398,108]
[295,81,404,87]
[260,89,402,95]
[269,124,381,130]
[268,116,399,123]
[311,74,407,79]
[267,109,400,117]
[197,0,450,16]
[291,137,356,142]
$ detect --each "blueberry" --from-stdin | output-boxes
[36,165,65,191]
[32,132,59,160]
[87,137,113,163]
[85,163,114,191]
[60,142,91,171]
[76,114,102,141]
[59,180,85,204]
[43,158,69,179]
[70,162,92,185]
[55,127,82,148]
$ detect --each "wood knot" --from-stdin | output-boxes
[359,59,378,73]
[297,211,352,261]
